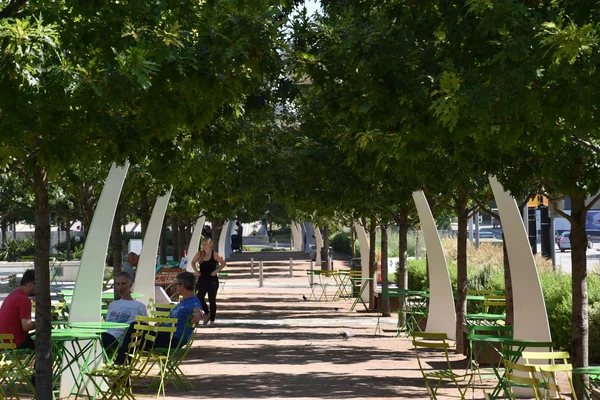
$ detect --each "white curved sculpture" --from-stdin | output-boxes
[134,188,173,307]
[489,176,551,341]
[291,222,303,251]
[413,191,456,339]
[185,214,205,273]
[219,220,233,259]
[302,222,315,253]
[314,226,323,266]
[353,222,371,301]
[65,161,129,398]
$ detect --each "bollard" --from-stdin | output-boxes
[310,260,314,285]
[259,261,264,288]
[251,258,254,278]
[289,258,293,277]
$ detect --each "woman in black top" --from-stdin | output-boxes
[191,238,226,326]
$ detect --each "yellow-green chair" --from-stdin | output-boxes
[0,334,35,400]
[411,332,474,399]
[88,327,145,400]
[522,351,576,399]
[132,316,177,398]
[149,318,198,391]
[503,360,544,400]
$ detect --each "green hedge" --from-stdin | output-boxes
[399,259,600,362]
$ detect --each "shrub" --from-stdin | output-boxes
[0,238,35,261]
[329,232,352,256]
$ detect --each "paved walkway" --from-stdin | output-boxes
[146,256,493,400]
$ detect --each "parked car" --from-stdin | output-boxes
[477,231,496,239]
[557,231,571,252]
[557,231,594,252]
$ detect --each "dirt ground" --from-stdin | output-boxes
[147,257,501,400]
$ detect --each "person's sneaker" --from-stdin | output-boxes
[208,320,215,327]
[203,313,210,325]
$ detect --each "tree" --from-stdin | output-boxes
[0,0,294,396]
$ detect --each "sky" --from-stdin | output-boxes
[303,0,320,15]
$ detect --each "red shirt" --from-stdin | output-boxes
[0,289,32,346]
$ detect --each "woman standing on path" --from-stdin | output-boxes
[191,238,226,326]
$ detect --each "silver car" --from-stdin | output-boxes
[557,232,571,252]
[557,231,593,252]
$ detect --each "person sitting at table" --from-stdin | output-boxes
[101,272,147,351]
[122,252,138,281]
[0,269,36,349]
[114,271,203,364]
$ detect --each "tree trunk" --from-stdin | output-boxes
[159,218,167,265]
[81,182,96,238]
[178,218,187,258]
[397,209,409,290]
[571,192,589,398]
[321,224,330,270]
[455,191,469,354]
[381,224,390,317]
[111,204,123,299]
[33,166,52,400]
[350,225,356,258]
[211,219,225,253]
[397,208,409,328]
[1,218,7,249]
[368,218,377,310]
[66,217,73,261]
[502,234,514,327]
[172,216,180,262]
[184,218,192,254]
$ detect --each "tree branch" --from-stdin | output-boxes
[572,135,600,154]
[0,0,28,19]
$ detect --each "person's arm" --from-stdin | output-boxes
[21,318,35,332]
[21,300,35,332]
[190,251,202,275]
[191,306,202,325]
[211,252,226,276]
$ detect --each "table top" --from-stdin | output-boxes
[464,312,506,321]
[70,321,130,330]
[35,328,103,341]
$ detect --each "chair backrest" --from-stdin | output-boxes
[411,332,454,373]
[467,289,493,296]
[382,286,403,298]
[348,270,362,279]
[0,334,17,351]
[539,364,577,400]
[521,350,571,365]
[521,350,575,399]
[504,360,544,400]
[483,295,506,314]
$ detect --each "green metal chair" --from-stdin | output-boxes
[411,332,474,399]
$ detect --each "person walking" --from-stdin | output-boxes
[191,238,226,326]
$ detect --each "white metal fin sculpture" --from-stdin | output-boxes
[314,226,323,266]
[219,220,232,259]
[185,214,205,273]
[291,222,303,251]
[413,190,456,339]
[134,187,173,307]
[489,176,551,341]
[353,222,371,301]
[63,161,129,398]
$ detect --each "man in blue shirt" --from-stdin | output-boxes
[115,272,202,364]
